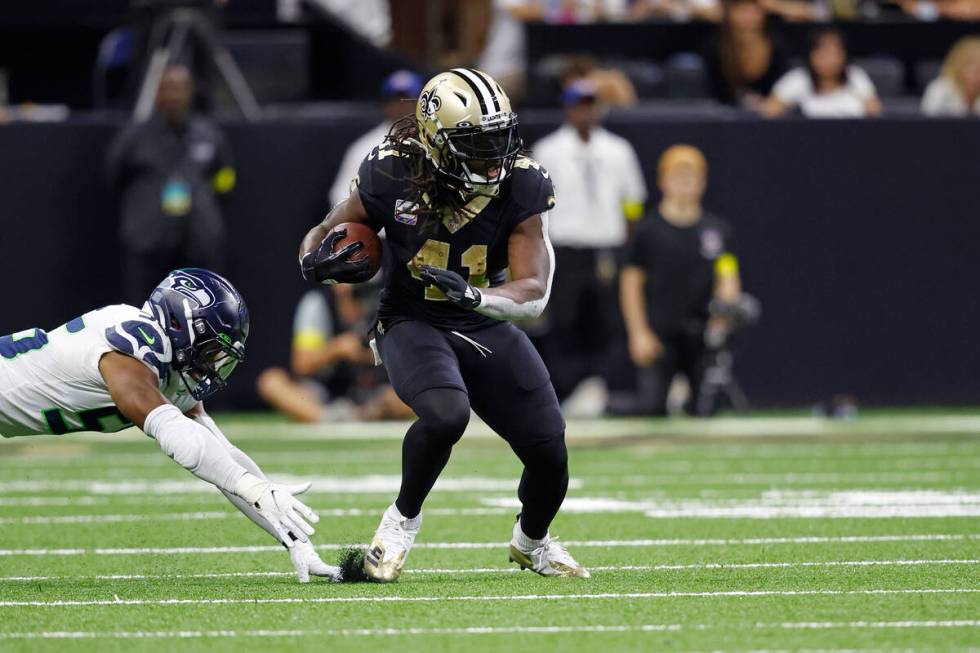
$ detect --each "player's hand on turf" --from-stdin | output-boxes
[419,265,482,310]
[289,539,342,583]
[300,229,372,285]
[234,474,320,547]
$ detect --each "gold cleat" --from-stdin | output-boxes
[362,504,421,583]
[509,536,591,578]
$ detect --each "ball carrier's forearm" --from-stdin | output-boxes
[422,214,555,322]
[476,276,551,321]
[190,411,282,542]
[298,192,375,262]
[478,213,554,321]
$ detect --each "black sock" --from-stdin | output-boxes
[394,388,470,519]
[514,437,569,540]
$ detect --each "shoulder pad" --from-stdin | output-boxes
[509,157,556,219]
[104,319,172,381]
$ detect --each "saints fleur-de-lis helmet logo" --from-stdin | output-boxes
[414,68,522,191]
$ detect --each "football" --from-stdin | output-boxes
[329,221,382,281]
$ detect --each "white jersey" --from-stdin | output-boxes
[0,304,197,438]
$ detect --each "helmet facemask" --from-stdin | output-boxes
[434,116,522,194]
[177,335,244,401]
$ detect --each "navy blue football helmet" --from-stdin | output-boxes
[146,268,249,401]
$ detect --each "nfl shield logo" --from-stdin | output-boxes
[394,200,418,225]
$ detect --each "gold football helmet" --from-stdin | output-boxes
[415,68,522,192]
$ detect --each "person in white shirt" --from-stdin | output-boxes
[531,79,647,406]
[761,28,882,119]
[922,37,980,117]
[328,70,423,208]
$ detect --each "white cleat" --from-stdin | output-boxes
[363,503,422,583]
[290,539,341,583]
[509,520,590,578]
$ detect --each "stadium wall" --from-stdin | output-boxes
[1,116,977,409]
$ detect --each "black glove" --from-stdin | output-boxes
[419,265,482,310]
[300,229,372,284]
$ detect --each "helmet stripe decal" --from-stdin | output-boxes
[450,68,498,115]
[470,69,502,113]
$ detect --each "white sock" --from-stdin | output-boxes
[386,503,422,530]
[512,520,547,551]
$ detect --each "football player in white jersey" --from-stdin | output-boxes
[0,268,339,583]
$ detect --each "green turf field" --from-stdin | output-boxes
[1,414,978,652]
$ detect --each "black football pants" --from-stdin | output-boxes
[376,319,568,539]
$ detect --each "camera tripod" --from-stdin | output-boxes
[133,6,262,122]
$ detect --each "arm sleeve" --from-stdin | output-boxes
[625,221,649,267]
[772,69,806,105]
[210,130,236,195]
[475,212,556,321]
[620,144,648,221]
[144,404,248,493]
[354,148,394,229]
[292,290,334,351]
[510,158,557,225]
[849,67,877,100]
[921,79,946,115]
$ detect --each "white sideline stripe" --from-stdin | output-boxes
[35,413,980,442]
[771,620,980,630]
[2,533,977,556]
[1,589,977,608]
[0,622,975,641]
[3,559,978,583]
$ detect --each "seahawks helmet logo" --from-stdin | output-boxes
[419,89,441,119]
[170,271,215,308]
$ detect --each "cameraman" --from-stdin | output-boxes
[619,145,741,416]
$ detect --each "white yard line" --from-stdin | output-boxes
[0,476,561,494]
[0,507,513,525]
[1,533,976,557]
[1,588,978,608]
[0,622,976,641]
[2,559,977,583]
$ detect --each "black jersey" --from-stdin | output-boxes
[356,146,555,332]
[625,211,737,336]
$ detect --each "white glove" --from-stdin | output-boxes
[234,474,319,547]
[290,539,342,583]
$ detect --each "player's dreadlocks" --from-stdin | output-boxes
[379,115,527,236]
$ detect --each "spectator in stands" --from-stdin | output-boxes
[106,64,235,304]
[922,37,980,116]
[328,70,423,208]
[760,28,882,118]
[479,0,637,100]
[703,0,789,107]
[256,283,412,423]
[531,79,647,410]
[620,145,741,416]
[629,0,724,22]
[561,55,637,107]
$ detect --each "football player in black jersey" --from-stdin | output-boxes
[299,69,589,581]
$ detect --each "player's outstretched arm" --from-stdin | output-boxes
[184,403,340,582]
[98,352,319,548]
[299,191,379,284]
[421,214,554,321]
